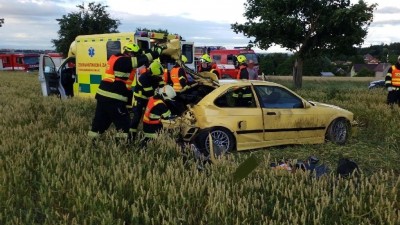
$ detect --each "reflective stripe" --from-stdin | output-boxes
[143,86,154,91]
[131,57,138,68]
[145,53,153,61]
[114,71,130,78]
[97,89,128,102]
[144,132,157,138]
[134,91,148,99]
[161,110,171,118]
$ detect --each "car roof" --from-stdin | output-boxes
[218,79,282,87]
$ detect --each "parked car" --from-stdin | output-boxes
[164,79,356,157]
[368,80,385,90]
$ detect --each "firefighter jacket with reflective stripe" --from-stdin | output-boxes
[133,71,165,100]
[169,66,188,92]
[236,64,249,79]
[96,51,158,103]
[389,65,400,87]
[143,96,171,125]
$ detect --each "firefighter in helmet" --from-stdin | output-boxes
[130,60,166,139]
[142,85,176,146]
[198,53,221,78]
[236,54,249,80]
[168,55,189,92]
[385,55,400,107]
[88,43,164,144]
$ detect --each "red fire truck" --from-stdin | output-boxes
[0,53,40,71]
[194,46,259,79]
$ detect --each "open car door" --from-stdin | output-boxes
[38,54,66,98]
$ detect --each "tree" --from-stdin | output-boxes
[52,2,120,56]
[232,0,376,88]
[0,18,4,27]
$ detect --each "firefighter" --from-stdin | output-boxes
[130,60,165,138]
[236,55,249,80]
[198,54,220,77]
[88,43,163,144]
[142,85,177,146]
[385,55,400,107]
[168,55,189,92]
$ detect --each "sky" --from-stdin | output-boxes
[0,0,399,53]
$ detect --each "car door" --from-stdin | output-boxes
[38,54,66,98]
[213,85,264,146]
[254,85,325,143]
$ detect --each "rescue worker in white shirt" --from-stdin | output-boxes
[385,55,400,107]
[167,55,189,92]
[88,43,163,143]
[141,85,176,146]
[130,60,165,138]
[236,55,249,80]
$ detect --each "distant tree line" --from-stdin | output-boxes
[0,18,4,27]
[258,42,400,76]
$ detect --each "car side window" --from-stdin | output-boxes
[254,86,303,109]
[215,86,256,108]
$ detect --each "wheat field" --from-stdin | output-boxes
[0,71,399,225]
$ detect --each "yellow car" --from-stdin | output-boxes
[166,79,355,157]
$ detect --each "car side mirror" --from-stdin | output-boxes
[303,101,312,108]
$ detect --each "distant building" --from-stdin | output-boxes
[351,63,391,77]
[363,54,380,64]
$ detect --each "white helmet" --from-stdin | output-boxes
[158,85,176,100]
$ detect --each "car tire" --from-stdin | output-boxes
[325,118,350,145]
[194,127,235,158]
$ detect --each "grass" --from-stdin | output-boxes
[0,71,399,225]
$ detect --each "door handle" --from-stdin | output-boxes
[266,112,276,115]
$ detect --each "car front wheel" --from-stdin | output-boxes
[194,127,235,158]
[326,118,350,145]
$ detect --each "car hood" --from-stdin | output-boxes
[309,101,353,114]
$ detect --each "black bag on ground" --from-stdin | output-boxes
[336,158,359,178]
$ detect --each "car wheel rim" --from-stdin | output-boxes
[332,120,347,143]
[205,130,230,156]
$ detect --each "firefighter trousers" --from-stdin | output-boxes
[129,98,148,136]
[89,99,130,142]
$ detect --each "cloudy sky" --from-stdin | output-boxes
[0,0,399,53]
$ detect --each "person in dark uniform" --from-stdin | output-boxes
[385,55,400,108]
[88,43,163,144]
[129,60,165,138]
[142,85,176,146]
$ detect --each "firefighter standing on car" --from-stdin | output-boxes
[141,85,176,146]
[385,55,400,107]
[88,43,163,143]
[130,60,166,138]
[236,55,249,80]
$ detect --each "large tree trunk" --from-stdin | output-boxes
[292,58,303,89]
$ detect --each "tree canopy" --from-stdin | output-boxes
[0,18,4,27]
[52,2,120,56]
[232,0,376,88]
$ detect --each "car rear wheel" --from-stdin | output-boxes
[326,118,350,145]
[194,127,235,158]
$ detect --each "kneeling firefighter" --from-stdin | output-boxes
[142,85,176,146]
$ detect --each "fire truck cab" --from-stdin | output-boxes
[209,48,259,79]
[0,53,40,71]
[39,31,195,99]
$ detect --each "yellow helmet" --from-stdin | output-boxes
[200,54,211,63]
[149,60,164,76]
[123,43,140,53]
[237,55,247,64]
[181,55,188,64]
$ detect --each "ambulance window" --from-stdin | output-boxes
[181,44,193,64]
[212,55,221,64]
[138,40,150,50]
[106,41,121,60]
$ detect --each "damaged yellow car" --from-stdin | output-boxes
[164,73,355,157]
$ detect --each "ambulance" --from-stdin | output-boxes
[38,31,195,98]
